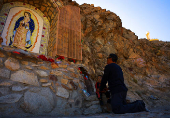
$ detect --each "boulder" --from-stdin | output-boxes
[22,87,54,114]
[12,86,29,92]
[35,70,48,77]
[83,104,102,115]
[85,95,98,101]
[67,67,75,72]
[50,70,62,76]
[0,52,5,58]
[0,81,13,86]
[10,70,39,86]
[61,79,68,85]
[74,97,82,108]
[42,83,51,87]
[0,93,23,103]
[56,86,69,98]
[85,101,99,107]
[0,68,10,79]
[5,57,20,71]
[0,87,10,95]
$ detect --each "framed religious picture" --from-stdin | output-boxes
[2,7,44,53]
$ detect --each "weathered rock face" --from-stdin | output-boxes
[80,3,170,80]
[80,3,170,111]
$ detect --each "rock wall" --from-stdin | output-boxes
[80,3,170,108]
[0,46,102,117]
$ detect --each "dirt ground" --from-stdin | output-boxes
[1,105,170,118]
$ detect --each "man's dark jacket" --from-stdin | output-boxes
[100,63,128,94]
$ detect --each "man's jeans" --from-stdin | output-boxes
[111,91,146,114]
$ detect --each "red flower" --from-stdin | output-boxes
[13,51,20,54]
[41,44,43,47]
[80,71,82,74]
[1,22,4,25]
[48,58,54,63]
[43,27,46,30]
[42,35,44,37]
[37,55,47,61]
[58,56,64,60]
[78,68,80,70]
[4,13,7,16]
[71,59,76,63]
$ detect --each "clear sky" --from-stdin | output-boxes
[74,0,170,42]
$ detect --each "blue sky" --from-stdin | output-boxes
[75,0,170,42]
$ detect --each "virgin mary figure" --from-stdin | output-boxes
[9,11,35,50]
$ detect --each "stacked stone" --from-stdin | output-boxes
[3,0,58,23]
[0,45,103,116]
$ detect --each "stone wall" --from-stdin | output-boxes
[0,45,104,117]
[2,0,59,23]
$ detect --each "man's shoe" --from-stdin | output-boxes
[145,107,150,112]
[142,100,150,112]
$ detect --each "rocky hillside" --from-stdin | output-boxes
[79,3,170,108]
[59,0,170,108]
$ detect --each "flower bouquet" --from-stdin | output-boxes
[55,55,65,61]
[37,55,54,63]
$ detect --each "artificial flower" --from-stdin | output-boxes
[13,51,20,54]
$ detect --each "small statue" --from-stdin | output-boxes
[146,31,150,40]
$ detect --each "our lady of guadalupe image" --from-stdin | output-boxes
[9,11,35,50]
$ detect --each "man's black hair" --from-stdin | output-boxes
[108,53,118,62]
